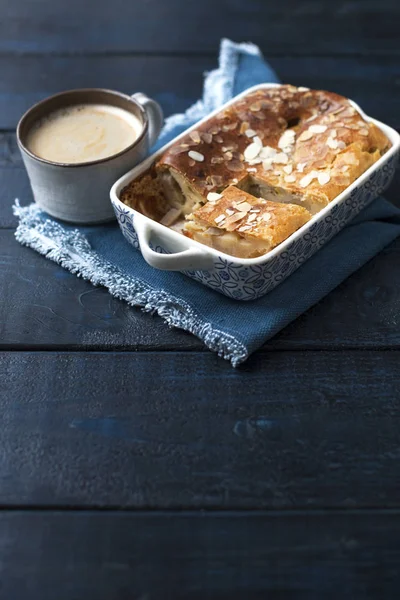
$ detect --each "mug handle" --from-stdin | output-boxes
[134,215,213,271]
[131,92,164,147]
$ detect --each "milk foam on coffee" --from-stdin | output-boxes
[26,104,142,163]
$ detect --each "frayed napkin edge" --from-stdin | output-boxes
[13,201,248,367]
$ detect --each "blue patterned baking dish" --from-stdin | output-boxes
[110,84,399,301]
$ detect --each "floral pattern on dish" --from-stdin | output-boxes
[112,152,398,301]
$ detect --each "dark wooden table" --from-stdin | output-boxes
[1,1,400,598]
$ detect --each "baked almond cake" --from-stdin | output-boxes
[120,85,391,258]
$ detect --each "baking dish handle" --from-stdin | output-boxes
[135,217,214,271]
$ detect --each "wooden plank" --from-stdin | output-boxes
[0,168,33,227]
[0,56,211,130]
[0,55,399,131]
[1,229,400,351]
[0,230,195,350]
[0,351,400,508]
[0,0,398,56]
[0,510,399,600]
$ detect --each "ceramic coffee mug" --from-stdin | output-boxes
[17,89,164,224]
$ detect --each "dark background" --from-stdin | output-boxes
[0,0,400,598]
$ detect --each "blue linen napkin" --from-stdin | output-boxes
[14,39,400,366]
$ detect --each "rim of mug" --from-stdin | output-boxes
[16,88,149,168]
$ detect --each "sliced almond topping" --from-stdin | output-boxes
[235,201,252,213]
[247,213,257,222]
[227,212,247,223]
[188,150,204,162]
[260,146,277,160]
[250,208,260,213]
[226,160,244,172]
[330,129,337,138]
[207,192,223,202]
[309,124,328,134]
[283,146,294,155]
[297,162,306,172]
[244,142,261,161]
[225,212,247,229]
[278,129,296,150]
[285,174,296,183]
[283,164,293,174]
[272,152,289,164]
[225,208,235,216]
[245,128,257,138]
[232,151,244,161]
[214,214,226,224]
[337,140,346,149]
[297,86,310,92]
[201,132,213,144]
[345,153,359,165]
[189,131,201,144]
[341,107,356,118]
[299,171,318,188]
[359,129,369,136]
[250,101,261,112]
[253,135,263,147]
[327,138,339,149]
[222,122,238,131]
[240,121,250,134]
[262,213,272,222]
[188,159,195,167]
[169,143,190,155]
[306,114,318,122]
[222,143,238,152]
[298,129,314,142]
[318,172,331,185]
[214,135,224,143]
[331,106,345,115]
[223,151,233,161]
[263,160,273,171]
[211,156,223,164]
[247,158,262,165]
[232,197,247,207]
[237,225,252,232]
[247,167,257,173]
[211,175,223,186]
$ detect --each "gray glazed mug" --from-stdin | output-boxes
[17,88,164,224]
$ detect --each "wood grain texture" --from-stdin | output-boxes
[1,509,400,600]
[1,351,400,509]
[1,230,400,351]
[0,0,398,56]
[1,55,399,130]
[2,0,400,594]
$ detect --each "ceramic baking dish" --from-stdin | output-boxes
[110,84,400,301]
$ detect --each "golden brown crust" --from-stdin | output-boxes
[184,186,311,257]
[157,85,390,204]
[120,84,391,258]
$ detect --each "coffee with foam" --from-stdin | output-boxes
[26,103,142,164]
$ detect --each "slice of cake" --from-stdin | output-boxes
[183,186,311,258]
